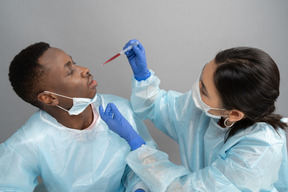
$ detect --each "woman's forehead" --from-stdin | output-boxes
[201,59,219,93]
[201,59,216,78]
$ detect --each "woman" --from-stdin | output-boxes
[99,40,288,192]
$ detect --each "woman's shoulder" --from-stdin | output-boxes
[237,122,286,145]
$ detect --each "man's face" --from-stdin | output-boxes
[38,47,97,99]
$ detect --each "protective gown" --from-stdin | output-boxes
[126,71,288,192]
[0,94,155,192]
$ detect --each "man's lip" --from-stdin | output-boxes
[88,75,97,88]
[88,75,93,86]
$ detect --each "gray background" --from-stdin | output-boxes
[0,0,287,165]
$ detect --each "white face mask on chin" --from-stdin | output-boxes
[44,91,97,115]
[192,80,226,119]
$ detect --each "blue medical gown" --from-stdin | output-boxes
[126,71,288,192]
[0,94,155,192]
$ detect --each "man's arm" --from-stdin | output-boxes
[0,142,39,191]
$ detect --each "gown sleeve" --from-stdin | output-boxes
[129,70,287,191]
[117,99,157,192]
[126,133,285,192]
[131,70,194,143]
[0,134,39,191]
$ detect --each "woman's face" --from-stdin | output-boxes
[199,58,227,116]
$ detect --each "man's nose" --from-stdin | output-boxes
[79,66,90,78]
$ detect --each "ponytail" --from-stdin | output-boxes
[214,47,287,142]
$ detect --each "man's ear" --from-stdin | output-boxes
[227,110,245,122]
[37,92,59,106]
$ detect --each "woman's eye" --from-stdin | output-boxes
[201,88,207,96]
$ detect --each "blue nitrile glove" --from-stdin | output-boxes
[134,189,145,192]
[124,39,151,81]
[99,103,146,150]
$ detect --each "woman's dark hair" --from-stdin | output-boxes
[9,42,50,109]
[214,47,287,142]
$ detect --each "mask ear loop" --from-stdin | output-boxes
[44,91,72,113]
[224,118,235,128]
[44,91,73,100]
[56,105,70,113]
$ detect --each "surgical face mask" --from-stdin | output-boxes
[44,91,97,115]
[192,80,226,119]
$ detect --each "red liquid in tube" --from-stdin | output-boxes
[102,53,121,66]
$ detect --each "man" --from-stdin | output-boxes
[0,42,154,191]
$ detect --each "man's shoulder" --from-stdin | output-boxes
[25,110,47,127]
[8,110,47,140]
[3,110,44,148]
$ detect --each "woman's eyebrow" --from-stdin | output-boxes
[200,63,209,97]
[200,77,209,97]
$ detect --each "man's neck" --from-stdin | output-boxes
[49,105,94,130]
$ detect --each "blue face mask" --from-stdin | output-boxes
[44,91,97,115]
[192,80,226,119]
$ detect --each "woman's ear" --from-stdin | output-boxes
[37,92,58,106]
[228,110,245,122]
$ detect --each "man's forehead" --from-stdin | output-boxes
[38,47,69,66]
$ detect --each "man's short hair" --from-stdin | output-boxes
[9,42,50,109]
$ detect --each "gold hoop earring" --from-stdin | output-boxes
[224,118,234,128]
